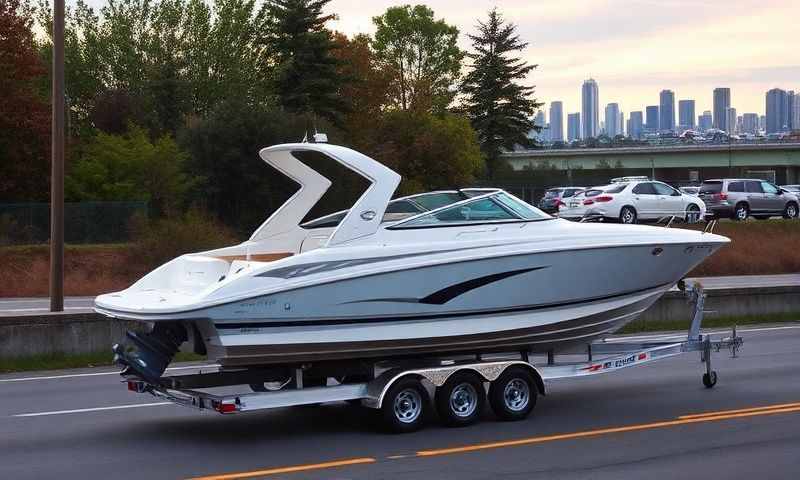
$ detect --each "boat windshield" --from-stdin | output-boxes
[391,193,550,228]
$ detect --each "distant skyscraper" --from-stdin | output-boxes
[760,115,766,132]
[567,113,581,142]
[788,91,796,131]
[678,100,695,130]
[766,88,789,134]
[629,111,644,139]
[549,101,564,142]
[742,113,759,135]
[713,87,731,131]
[792,93,800,132]
[698,111,712,132]
[726,107,737,135]
[659,90,675,132]
[581,79,599,139]
[532,110,548,142]
[604,103,620,138]
[645,105,659,132]
[619,111,624,136]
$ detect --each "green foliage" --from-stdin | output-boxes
[258,0,343,125]
[372,4,463,113]
[66,126,198,215]
[368,111,484,194]
[129,208,238,267]
[460,9,542,177]
[180,99,335,232]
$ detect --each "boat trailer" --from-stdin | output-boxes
[122,281,743,432]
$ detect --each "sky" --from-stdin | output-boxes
[73,0,799,120]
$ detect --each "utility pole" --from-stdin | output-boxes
[50,0,65,312]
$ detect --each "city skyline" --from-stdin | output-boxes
[67,0,798,115]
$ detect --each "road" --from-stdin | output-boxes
[1,326,799,479]
[2,274,799,317]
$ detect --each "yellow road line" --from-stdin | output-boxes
[187,457,376,480]
[186,402,800,479]
[416,405,800,457]
[678,401,800,419]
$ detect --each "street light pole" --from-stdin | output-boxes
[50,0,65,312]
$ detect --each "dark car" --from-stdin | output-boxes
[538,187,585,214]
[699,179,799,220]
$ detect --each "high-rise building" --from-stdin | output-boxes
[567,113,581,142]
[604,103,621,138]
[549,101,564,142]
[726,107,737,135]
[659,90,675,132]
[766,88,789,134]
[619,111,624,136]
[792,93,800,132]
[713,87,731,131]
[742,113,759,135]
[645,105,659,133]
[698,111,713,132]
[760,115,766,132]
[678,99,695,130]
[789,91,796,131]
[629,111,644,139]
[532,110,548,142]
[581,79,599,139]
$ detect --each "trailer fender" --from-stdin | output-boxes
[364,361,544,409]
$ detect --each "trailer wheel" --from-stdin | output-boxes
[489,367,537,421]
[435,371,485,427]
[702,371,718,388]
[381,377,428,433]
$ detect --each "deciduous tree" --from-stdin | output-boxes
[372,5,463,113]
[0,0,50,201]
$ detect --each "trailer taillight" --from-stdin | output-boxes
[127,380,146,393]
[214,401,238,414]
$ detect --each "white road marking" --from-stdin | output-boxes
[12,402,172,417]
[0,364,220,383]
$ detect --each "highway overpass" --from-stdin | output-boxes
[498,143,800,200]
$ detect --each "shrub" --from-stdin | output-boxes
[129,209,239,268]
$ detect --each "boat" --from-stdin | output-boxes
[95,142,729,383]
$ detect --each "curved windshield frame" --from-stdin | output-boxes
[389,192,551,229]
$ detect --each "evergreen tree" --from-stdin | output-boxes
[259,0,343,127]
[460,9,542,177]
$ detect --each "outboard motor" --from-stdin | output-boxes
[112,322,188,383]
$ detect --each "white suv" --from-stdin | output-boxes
[558,178,706,224]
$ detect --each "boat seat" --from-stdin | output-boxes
[172,256,231,291]
[213,253,294,263]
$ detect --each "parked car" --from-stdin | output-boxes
[679,186,700,196]
[699,179,799,220]
[558,178,705,224]
[780,184,800,194]
[538,187,585,214]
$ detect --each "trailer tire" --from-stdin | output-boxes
[435,371,485,427]
[702,371,718,388]
[489,367,537,421]
[381,376,428,433]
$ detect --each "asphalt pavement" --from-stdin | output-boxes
[1,325,799,479]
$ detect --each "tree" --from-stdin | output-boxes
[372,5,463,113]
[460,9,542,177]
[0,0,50,201]
[331,33,392,147]
[368,111,484,194]
[66,126,198,216]
[258,0,343,126]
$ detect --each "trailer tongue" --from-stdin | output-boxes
[121,282,743,432]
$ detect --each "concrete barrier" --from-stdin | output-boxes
[1,286,799,360]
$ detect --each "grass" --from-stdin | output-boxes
[0,351,205,374]
[619,312,800,334]
[679,219,800,277]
